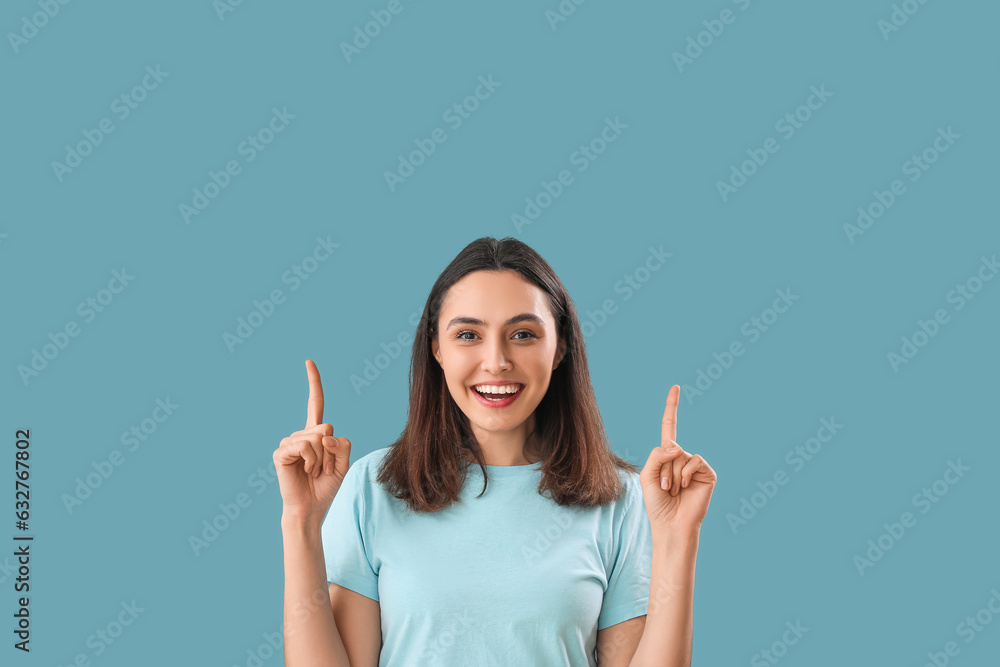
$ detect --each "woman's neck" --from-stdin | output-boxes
[464,430,541,466]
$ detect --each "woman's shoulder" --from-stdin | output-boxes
[613,462,644,507]
[347,446,393,482]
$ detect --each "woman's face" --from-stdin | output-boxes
[432,270,566,447]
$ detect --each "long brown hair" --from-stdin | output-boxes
[375,236,637,512]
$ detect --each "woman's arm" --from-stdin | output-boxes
[628,529,698,667]
[282,514,350,667]
[629,384,717,666]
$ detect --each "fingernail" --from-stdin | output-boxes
[325,462,333,475]
[661,477,669,491]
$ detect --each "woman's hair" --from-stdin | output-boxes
[375,236,638,513]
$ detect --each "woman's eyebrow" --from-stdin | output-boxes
[445,313,545,329]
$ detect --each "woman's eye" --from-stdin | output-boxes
[454,330,537,341]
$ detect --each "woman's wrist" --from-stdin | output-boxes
[281,509,326,533]
[652,525,701,551]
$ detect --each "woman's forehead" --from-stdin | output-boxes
[442,272,548,315]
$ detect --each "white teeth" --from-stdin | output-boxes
[474,384,521,395]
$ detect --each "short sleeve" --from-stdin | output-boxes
[598,475,653,630]
[320,460,379,601]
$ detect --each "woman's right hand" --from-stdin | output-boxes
[273,359,352,523]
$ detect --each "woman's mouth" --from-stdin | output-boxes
[471,383,524,408]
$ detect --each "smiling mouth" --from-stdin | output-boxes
[471,384,524,403]
[475,388,521,399]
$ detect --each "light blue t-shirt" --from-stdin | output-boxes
[321,446,653,667]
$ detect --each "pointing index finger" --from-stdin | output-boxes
[305,359,324,428]
[661,384,679,447]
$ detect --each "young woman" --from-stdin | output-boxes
[275,237,717,666]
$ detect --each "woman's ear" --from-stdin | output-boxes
[432,337,441,365]
[553,337,567,370]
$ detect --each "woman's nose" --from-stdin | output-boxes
[481,337,511,372]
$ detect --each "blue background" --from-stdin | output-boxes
[2,0,998,665]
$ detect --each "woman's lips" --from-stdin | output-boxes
[471,385,523,408]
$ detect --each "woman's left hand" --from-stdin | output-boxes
[640,385,718,536]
